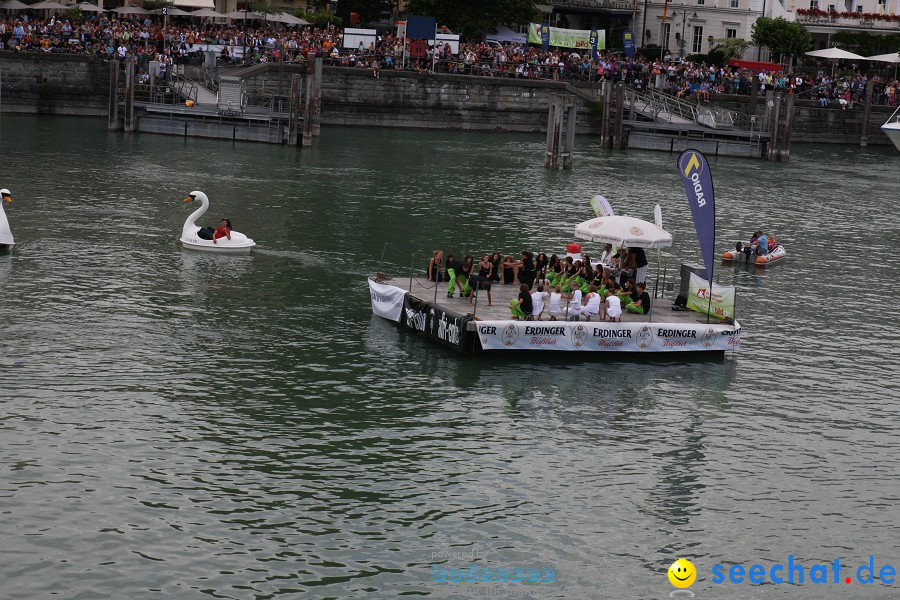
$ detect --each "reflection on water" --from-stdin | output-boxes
[0,117,898,598]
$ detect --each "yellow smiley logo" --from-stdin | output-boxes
[668,558,697,588]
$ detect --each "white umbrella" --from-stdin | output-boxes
[805,47,866,60]
[113,5,150,14]
[866,52,900,63]
[0,0,30,9]
[225,9,258,19]
[574,216,673,249]
[190,7,225,17]
[29,0,69,8]
[76,1,104,11]
[271,12,307,25]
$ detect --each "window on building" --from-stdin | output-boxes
[730,0,739,7]
[662,22,671,51]
[828,4,836,10]
[725,27,738,38]
[878,0,886,6]
[692,25,704,53]
[809,0,819,8]
[856,4,863,10]
[697,0,705,5]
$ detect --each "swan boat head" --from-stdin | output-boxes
[179,191,255,253]
[0,188,14,248]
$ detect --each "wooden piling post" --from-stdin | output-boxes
[767,92,782,161]
[780,93,795,161]
[108,60,121,131]
[287,73,301,146]
[599,81,611,147]
[563,98,577,170]
[313,57,323,137]
[613,82,625,149]
[629,88,636,122]
[545,95,564,169]
[123,60,136,132]
[302,58,314,146]
[545,95,557,167]
[860,77,875,148]
[748,77,759,118]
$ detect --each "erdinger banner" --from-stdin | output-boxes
[476,321,740,352]
[368,279,406,322]
[678,149,716,286]
[402,295,472,352]
[688,273,736,320]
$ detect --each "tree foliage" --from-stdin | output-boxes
[751,18,812,60]
[251,1,282,16]
[142,0,173,10]
[404,0,539,40]
[709,37,751,61]
[335,0,392,26]
[832,31,900,56]
[297,9,342,27]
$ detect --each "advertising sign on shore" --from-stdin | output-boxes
[476,320,740,352]
[528,24,605,50]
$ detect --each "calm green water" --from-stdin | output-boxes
[1,116,899,599]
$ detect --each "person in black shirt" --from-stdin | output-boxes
[535,252,548,285]
[626,282,652,315]
[458,255,475,297]
[446,253,463,298]
[427,249,444,282]
[516,251,537,288]
[510,283,533,320]
[632,247,649,284]
[488,251,503,283]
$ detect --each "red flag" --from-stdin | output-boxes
[663,0,669,22]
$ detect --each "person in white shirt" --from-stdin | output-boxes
[582,285,602,321]
[605,293,622,322]
[567,280,583,321]
[548,285,562,321]
[531,285,548,321]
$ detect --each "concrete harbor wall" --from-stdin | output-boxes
[0,52,894,144]
[0,51,109,116]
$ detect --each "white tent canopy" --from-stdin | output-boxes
[112,5,150,14]
[76,2,104,11]
[574,216,673,249]
[172,0,214,8]
[29,0,69,9]
[190,7,225,17]
[866,52,900,64]
[805,47,866,60]
[0,0,30,9]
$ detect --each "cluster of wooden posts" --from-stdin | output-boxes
[288,57,322,146]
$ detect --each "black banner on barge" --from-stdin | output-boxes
[401,295,473,353]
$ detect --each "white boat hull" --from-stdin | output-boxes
[722,244,786,267]
[882,122,900,152]
[181,240,255,253]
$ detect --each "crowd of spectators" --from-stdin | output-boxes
[1,12,898,107]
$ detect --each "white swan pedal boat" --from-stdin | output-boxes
[882,106,900,152]
[722,244,786,267]
[180,191,256,253]
[0,188,14,250]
